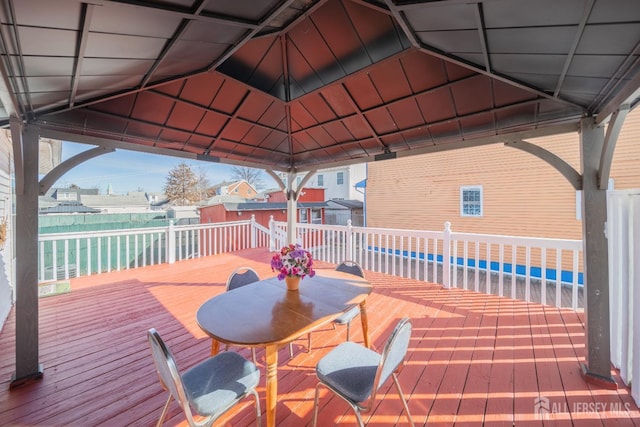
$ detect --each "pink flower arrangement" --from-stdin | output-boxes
[271,244,316,280]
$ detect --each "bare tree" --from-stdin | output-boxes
[163,163,199,206]
[230,166,264,189]
[196,170,212,201]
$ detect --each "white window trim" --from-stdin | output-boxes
[460,185,483,217]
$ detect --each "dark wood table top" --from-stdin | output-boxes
[196,269,372,347]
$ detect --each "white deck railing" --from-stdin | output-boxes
[279,220,584,310]
[39,216,583,310]
[38,217,270,283]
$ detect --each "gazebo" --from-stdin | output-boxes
[1,0,639,392]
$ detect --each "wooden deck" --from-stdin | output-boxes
[0,248,638,426]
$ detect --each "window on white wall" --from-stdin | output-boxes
[317,174,324,186]
[337,172,344,185]
[460,186,483,217]
[311,209,322,224]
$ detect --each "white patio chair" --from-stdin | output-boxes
[312,318,414,427]
[147,328,261,427]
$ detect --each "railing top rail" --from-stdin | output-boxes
[349,225,444,238]
[38,226,170,240]
[450,231,582,249]
[174,220,251,231]
[38,219,255,241]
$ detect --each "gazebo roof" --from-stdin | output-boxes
[1,0,639,172]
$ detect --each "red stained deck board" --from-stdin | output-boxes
[0,248,639,426]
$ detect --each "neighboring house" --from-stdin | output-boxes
[279,164,366,202]
[40,187,101,214]
[80,191,151,213]
[218,180,258,199]
[49,187,99,201]
[325,199,364,226]
[203,194,249,206]
[40,202,101,215]
[167,206,200,224]
[366,107,640,241]
[200,188,327,228]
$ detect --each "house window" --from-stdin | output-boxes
[311,209,322,224]
[460,186,483,217]
[317,174,324,186]
[299,209,308,223]
[337,172,344,185]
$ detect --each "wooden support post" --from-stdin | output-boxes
[11,125,43,388]
[579,117,616,388]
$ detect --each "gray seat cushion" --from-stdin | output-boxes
[182,351,260,416]
[316,341,381,403]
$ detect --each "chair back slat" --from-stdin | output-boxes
[376,318,412,392]
[227,267,260,291]
[147,329,192,416]
[335,261,365,278]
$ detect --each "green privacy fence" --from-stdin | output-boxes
[39,213,171,279]
[39,228,170,280]
[37,219,271,282]
[39,212,171,234]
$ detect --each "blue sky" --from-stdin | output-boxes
[57,141,276,194]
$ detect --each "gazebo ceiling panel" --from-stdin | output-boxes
[306,126,337,148]
[400,52,450,93]
[130,93,174,123]
[317,85,359,117]
[495,105,538,130]
[236,94,281,126]
[85,33,166,60]
[460,112,496,136]
[218,120,253,142]
[339,115,376,141]
[290,103,320,130]
[322,122,358,144]
[184,134,211,151]
[489,54,567,76]
[173,75,223,107]
[239,126,272,147]
[165,102,205,133]
[343,76,384,111]
[158,128,193,147]
[416,90,457,123]
[257,131,289,152]
[0,0,637,172]
[16,26,75,57]
[209,81,250,115]
[80,58,156,77]
[493,81,538,108]
[202,0,280,21]
[368,60,413,103]
[450,77,495,116]
[123,121,163,142]
[365,108,399,135]
[257,103,288,130]
[388,100,427,131]
[567,55,627,79]
[296,93,339,124]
